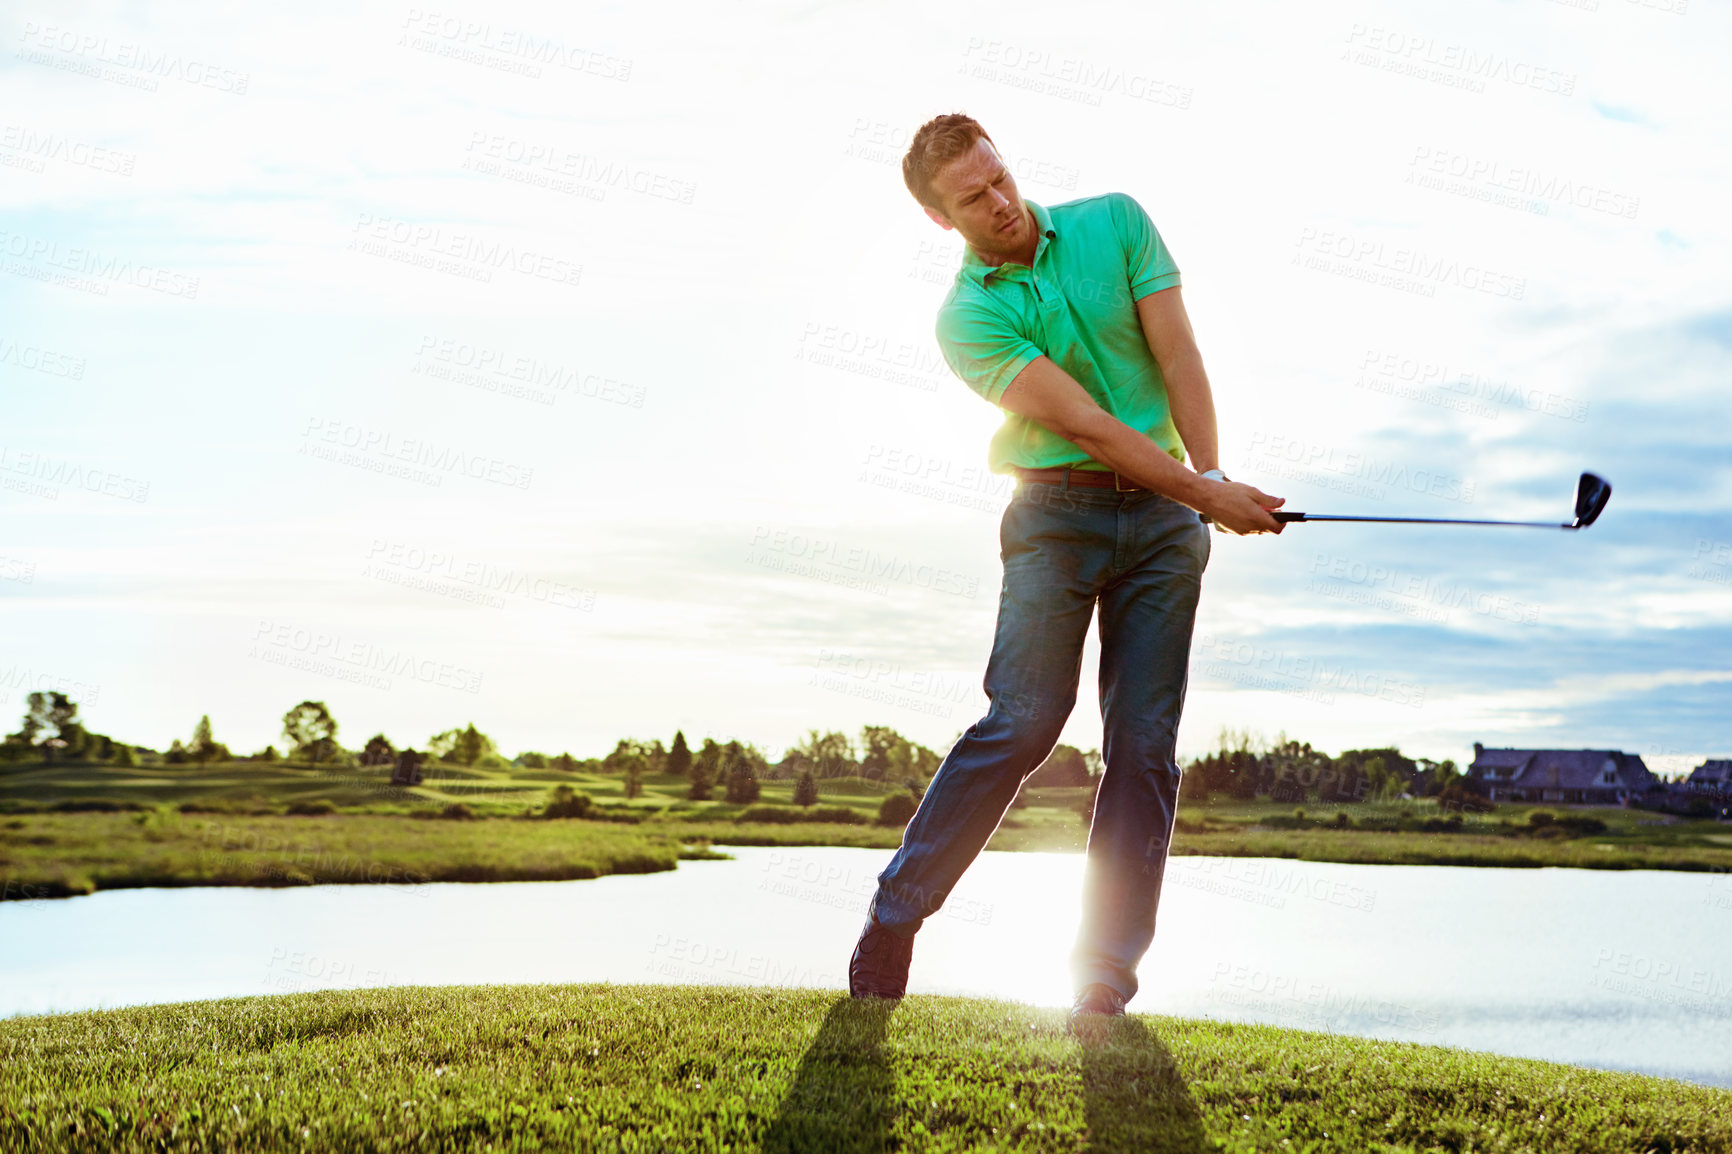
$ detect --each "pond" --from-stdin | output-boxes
[5,847,1730,1086]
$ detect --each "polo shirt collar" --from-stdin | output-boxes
[961,199,1054,282]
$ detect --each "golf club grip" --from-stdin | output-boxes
[1198,510,1306,526]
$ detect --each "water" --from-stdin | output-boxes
[4,847,1730,1086]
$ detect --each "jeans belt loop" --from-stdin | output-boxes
[1115,470,1136,492]
[1061,468,1071,498]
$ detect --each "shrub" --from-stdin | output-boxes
[50,798,146,813]
[1528,810,1556,828]
[876,791,919,827]
[735,804,868,825]
[542,785,594,820]
[438,803,477,820]
[285,800,337,816]
[792,769,819,807]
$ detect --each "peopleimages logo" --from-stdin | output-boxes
[1244,432,1475,504]
[1293,227,1525,300]
[299,418,534,490]
[747,526,979,599]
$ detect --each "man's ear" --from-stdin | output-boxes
[922,205,955,231]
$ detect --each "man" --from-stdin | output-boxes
[848,113,1285,1025]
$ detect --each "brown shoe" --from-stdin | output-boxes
[848,913,915,999]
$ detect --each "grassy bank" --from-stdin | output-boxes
[6,761,1732,902]
[0,812,716,900]
[2,984,1727,1152]
[8,809,1732,905]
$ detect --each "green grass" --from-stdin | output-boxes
[0,812,708,900]
[2,984,1727,1152]
[5,762,1731,902]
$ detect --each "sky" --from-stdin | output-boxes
[2,0,1728,775]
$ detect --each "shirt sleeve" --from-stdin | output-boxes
[1113,193,1181,301]
[934,298,1044,407]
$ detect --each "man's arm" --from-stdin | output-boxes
[996,356,1284,535]
[1135,285,1218,476]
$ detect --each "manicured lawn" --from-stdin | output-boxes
[2,983,1727,1152]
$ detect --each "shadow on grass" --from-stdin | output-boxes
[1077,1015,1211,1153]
[760,996,896,1154]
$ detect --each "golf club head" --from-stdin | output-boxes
[1572,472,1611,529]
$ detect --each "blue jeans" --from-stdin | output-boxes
[866,475,1211,1002]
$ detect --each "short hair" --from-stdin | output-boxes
[902,113,997,212]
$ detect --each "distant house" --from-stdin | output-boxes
[1688,760,1732,790]
[1468,744,1657,805]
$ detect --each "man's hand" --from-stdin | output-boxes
[997,355,1286,534]
[1198,479,1286,536]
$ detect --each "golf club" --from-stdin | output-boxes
[1268,471,1611,530]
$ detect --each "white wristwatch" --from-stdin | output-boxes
[1198,469,1229,530]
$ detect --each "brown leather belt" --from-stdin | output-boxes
[1013,465,1148,492]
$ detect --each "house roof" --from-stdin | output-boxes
[1469,748,1657,791]
[1689,760,1732,785]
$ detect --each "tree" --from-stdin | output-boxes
[887,737,941,784]
[876,789,919,827]
[1336,747,1420,799]
[551,752,577,773]
[789,729,857,780]
[425,724,496,766]
[1186,728,1266,800]
[454,724,494,766]
[624,759,645,800]
[255,745,279,762]
[688,739,719,801]
[9,692,79,760]
[361,734,396,767]
[164,738,188,765]
[1436,773,1494,815]
[542,784,593,819]
[1413,757,1460,798]
[54,721,94,761]
[392,748,425,786]
[667,730,692,778]
[724,741,761,804]
[859,726,901,780]
[189,715,230,765]
[603,739,653,775]
[282,701,338,765]
[1265,737,1331,803]
[113,744,135,767]
[793,768,819,806]
[1027,743,1090,788]
[518,751,548,769]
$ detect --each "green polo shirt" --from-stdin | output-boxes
[934,193,1185,474]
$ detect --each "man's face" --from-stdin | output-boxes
[922,138,1031,263]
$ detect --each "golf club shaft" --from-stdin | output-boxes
[1276,512,1574,528]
